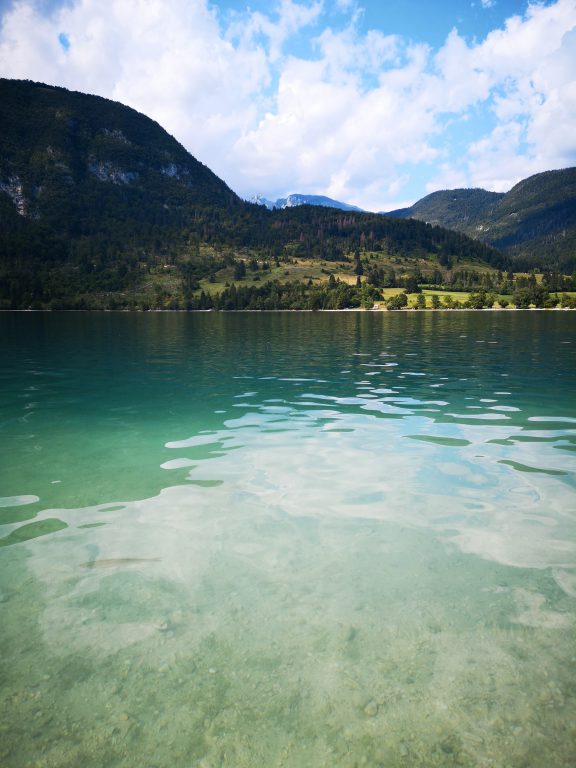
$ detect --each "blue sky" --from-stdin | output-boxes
[1,0,574,210]
[217,0,530,47]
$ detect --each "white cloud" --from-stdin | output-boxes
[462,0,576,188]
[226,0,323,63]
[336,0,355,10]
[233,34,443,209]
[425,164,471,194]
[314,24,400,76]
[434,29,492,111]
[0,0,574,208]
[467,122,538,190]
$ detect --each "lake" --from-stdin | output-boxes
[1,311,575,768]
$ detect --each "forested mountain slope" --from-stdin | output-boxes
[0,78,242,244]
[386,169,576,271]
[0,79,508,308]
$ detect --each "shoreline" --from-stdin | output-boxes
[2,307,576,314]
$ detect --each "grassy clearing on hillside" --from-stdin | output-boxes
[195,250,504,298]
[78,247,574,311]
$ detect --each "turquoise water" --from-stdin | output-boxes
[1,311,575,767]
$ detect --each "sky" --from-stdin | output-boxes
[0,0,575,211]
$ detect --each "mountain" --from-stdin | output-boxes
[0,79,506,309]
[249,193,364,212]
[248,194,276,209]
[385,188,504,229]
[0,78,253,305]
[386,169,576,271]
[0,78,241,235]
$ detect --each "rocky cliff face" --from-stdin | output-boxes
[0,176,30,217]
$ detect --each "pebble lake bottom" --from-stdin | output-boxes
[0,311,575,768]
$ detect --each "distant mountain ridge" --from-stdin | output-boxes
[385,169,576,271]
[249,193,364,212]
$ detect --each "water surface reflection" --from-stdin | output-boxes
[0,312,575,767]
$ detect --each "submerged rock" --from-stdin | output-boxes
[363,700,378,717]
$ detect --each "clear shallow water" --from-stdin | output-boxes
[0,311,575,768]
